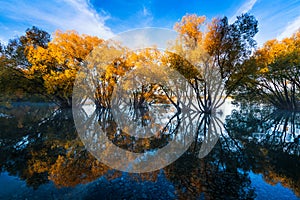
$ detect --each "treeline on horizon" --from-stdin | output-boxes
[0,13,299,111]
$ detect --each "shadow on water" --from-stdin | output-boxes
[0,103,299,199]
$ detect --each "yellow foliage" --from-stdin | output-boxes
[174,14,206,47]
[203,18,221,54]
[259,67,269,73]
[254,30,300,73]
[25,30,103,106]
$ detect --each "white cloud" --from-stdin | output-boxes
[143,6,150,17]
[0,0,114,41]
[249,0,300,46]
[277,15,300,40]
[113,28,177,51]
[229,0,258,23]
[62,0,114,38]
[135,6,153,27]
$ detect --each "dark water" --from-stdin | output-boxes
[0,103,299,199]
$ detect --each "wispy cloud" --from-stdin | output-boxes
[0,0,114,42]
[251,0,300,46]
[229,0,258,23]
[113,28,177,50]
[277,15,300,40]
[137,6,153,27]
[143,6,151,17]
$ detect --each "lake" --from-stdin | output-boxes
[0,102,299,199]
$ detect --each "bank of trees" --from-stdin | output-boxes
[0,27,102,107]
[239,32,300,111]
[0,27,50,103]
[0,14,299,111]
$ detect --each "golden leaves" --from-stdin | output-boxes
[203,18,222,55]
[174,14,206,47]
[255,30,300,72]
[25,30,103,106]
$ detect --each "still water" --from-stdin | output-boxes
[0,102,299,199]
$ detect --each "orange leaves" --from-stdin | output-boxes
[203,18,222,55]
[174,14,206,48]
[27,29,103,74]
[255,30,300,73]
[173,14,225,63]
[50,30,103,67]
[46,30,102,71]
[163,52,201,81]
[25,30,103,106]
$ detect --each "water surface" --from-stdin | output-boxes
[0,103,299,199]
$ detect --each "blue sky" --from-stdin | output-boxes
[0,0,299,46]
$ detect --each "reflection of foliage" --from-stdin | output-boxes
[96,108,179,153]
[1,104,299,199]
[0,106,112,188]
[48,143,110,188]
[225,104,300,197]
[0,104,59,188]
[0,13,298,200]
[164,151,256,200]
[86,106,257,199]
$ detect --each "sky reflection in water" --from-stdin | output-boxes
[0,103,299,199]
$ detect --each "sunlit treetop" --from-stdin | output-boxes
[174,14,206,49]
[255,30,300,73]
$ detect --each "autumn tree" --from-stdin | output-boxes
[0,27,51,102]
[5,26,50,69]
[204,14,258,81]
[242,31,300,111]
[78,41,131,108]
[169,13,258,113]
[80,46,181,110]
[117,48,173,110]
[26,30,103,107]
[174,14,206,50]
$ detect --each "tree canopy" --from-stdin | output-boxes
[1,14,300,111]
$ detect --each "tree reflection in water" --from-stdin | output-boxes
[225,104,300,197]
[0,103,299,199]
